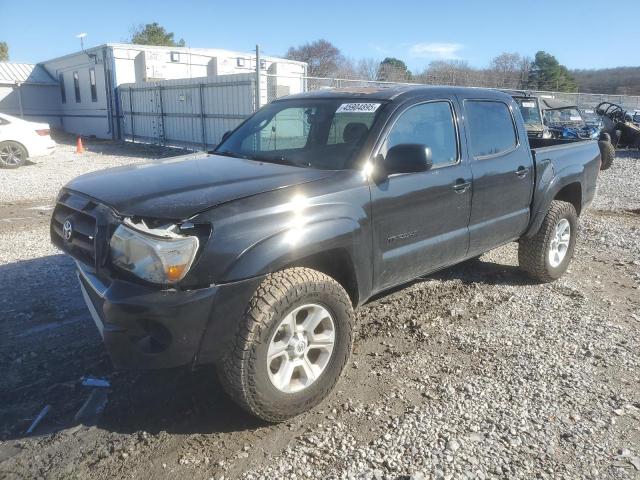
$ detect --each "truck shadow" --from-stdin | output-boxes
[0,254,262,442]
[367,256,535,305]
[0,251,528,441]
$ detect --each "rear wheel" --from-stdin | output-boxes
[217,267,354,422]
[518,200,578,282]
[0,141,28,169]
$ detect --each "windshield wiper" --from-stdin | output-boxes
[215,150,309,168]
[214,150,247,159]
[251,154,306,168]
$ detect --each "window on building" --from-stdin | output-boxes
[465,101,517,157]
[59,73,66,104]
[89,68,97,102]
[381,101,459,167]
[170,51,180,62]
[73,71,81,103]
[260,59,267,69]
[237,57,246,67]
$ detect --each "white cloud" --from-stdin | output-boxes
[409,42,463,60]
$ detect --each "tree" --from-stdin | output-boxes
[0,42,8,61]
[377,57,412,82]
[489,52,523,89]
[129,23,185,47]
[527,51,577,92]
[286,39,344,77]
[419,60,476,86]
[356,58,380,81]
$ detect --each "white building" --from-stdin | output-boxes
[0,63,62,127]
[1,44,307,139]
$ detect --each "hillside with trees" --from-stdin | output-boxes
[571,67,640,95]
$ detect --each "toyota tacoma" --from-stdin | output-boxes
[51,86,600,421]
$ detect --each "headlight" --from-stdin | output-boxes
[110,221,199,285]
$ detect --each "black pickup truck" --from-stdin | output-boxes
[51,86,600,421]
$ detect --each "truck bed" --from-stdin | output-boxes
[525,137,600,238]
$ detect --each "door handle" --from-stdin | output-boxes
[515,166,529,178]
[452,179,471,193]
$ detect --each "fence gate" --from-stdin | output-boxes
[119,74,255,150]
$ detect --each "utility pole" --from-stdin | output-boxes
[255,44,261,111]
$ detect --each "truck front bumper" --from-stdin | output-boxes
[76,262,261,370]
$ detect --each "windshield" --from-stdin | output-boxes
[215,99,385,170]
[544,108,584,125]
[514,98,542,124]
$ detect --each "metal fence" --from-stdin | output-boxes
[265,73,640,110]
[118,69,640,150]
[119,74,256,150]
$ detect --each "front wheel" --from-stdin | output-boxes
[518,200,578,282]
[598,140,615,170]
[217,267,354,422]
[0,141,28,169]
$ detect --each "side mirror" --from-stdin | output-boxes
[220,130,232,144]
[384,144,433,175]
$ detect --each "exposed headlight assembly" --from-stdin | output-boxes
[110,218,200,285]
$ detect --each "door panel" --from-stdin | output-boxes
[370,98,472,292]
[371,166,471,290]
[462,99,534,255]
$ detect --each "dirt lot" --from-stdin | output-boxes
[0,138,639,480]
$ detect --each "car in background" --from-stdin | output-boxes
[540,98,600,140]
[502,90,551,139]
[0,113,56,169]
[507,93,614,170]
[596,101,640,149]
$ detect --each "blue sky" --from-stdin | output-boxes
[2,0,639,70]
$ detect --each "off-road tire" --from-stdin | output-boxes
[518,200,578,282]
[0,141,28,169]
[217,267,354,422]
[598,140,615,170]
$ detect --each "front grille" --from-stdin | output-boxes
[51,191,116,270]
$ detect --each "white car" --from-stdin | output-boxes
[0,113,56,169]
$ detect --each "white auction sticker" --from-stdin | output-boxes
[570,116,582,121]
[337,103,381,113]
[522,101,535,108]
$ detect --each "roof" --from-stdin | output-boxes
[0,62,58,85]
[279,85,511,102]
[539,97,577,110]
[501,89,535,98]
[42,43,307,67]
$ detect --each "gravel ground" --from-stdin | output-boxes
[0,134,182,205]
[0,146,638,480]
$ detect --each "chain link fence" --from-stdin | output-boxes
[264,73,640,111]
[119,68,640,150]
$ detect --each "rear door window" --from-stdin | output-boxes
[465,101,517,157]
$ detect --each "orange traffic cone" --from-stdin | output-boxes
[76,137,84,154]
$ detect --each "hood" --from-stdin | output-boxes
[64,153,336,219]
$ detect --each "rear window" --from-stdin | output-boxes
[465,101,517,157]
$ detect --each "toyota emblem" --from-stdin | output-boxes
[63,219,73,241]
